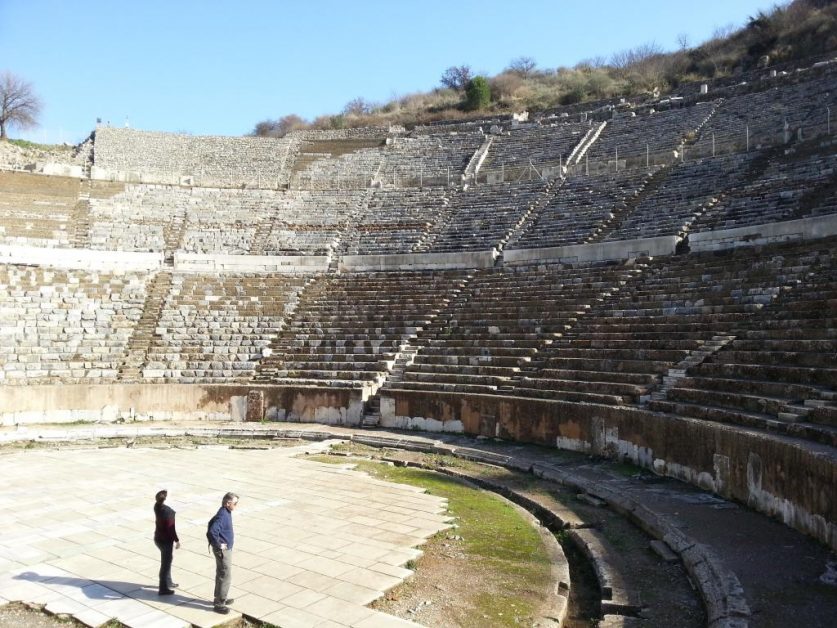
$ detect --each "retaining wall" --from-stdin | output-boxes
[0,384,364,427]
[379,389,837,550]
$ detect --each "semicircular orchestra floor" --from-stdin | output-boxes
[0,441,451,628]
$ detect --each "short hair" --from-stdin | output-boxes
[155,489,168,503]
[222,492,239,506]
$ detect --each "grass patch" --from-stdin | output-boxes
[307,455,553,626]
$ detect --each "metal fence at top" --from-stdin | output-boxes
[475,116,835,184]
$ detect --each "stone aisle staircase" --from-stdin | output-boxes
[72,181,93,249]
[118,271,173,381]
[648,335,737,403]
[567,121,608,167]
[498,178,566,257]
[589,166,672,244]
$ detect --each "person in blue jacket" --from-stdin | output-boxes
[208,491,239,614]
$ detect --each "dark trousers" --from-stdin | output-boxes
[213,547,232,606]
[155,540,174,591]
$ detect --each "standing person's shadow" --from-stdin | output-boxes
[12,571,215,610]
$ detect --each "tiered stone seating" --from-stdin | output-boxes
[690,72,837,155]
[142,274,307,382]
[340,188,448,255]
[483,122,589,169]
[261,190,365,255]
[0,264,148,383]
[378,131,484,185]
[690,143,837,232]
[89,185,364,255]
[254,271,468,388]
[294,131,482,189]
[508,169,655,249]
[0,172,79,248]
[422,181,545,252]
[387,264,634,395]
[586,101,717,163]
[515,248,799,404]
[89,184,182,252]
[603,153,756,241]
[650,240,837,445]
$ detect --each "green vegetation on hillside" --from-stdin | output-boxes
[6,138,72,151]
[252,0,837,135]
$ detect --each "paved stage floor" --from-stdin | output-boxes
[0,440,450,627]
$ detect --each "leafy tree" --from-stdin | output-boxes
[440,65,473,91]
[0,71,41,140]
[464,76,491,111]
[505,56,537,77]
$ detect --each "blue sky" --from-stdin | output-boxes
[1,0,780,144]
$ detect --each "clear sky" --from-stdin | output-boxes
[1,0,781,144]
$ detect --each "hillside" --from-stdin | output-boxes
[252,0,837,135]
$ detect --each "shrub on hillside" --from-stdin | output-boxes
[464,76,491,111]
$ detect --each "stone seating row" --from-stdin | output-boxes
[690,145,837,232]
[0,264,148,384]
[341,188,448,255]
[423,182,544,252]
[88,185,364,254]
[603,152,756,241]
[141,273,307,383]
[484,122,589,168]
[689,72,837,155]
[587,101,717,162]
[254,271,470,387]
[509,169,654,249]
[649,249,836,444]
[294,131,482,189]
[0,172,79,248]
[386,264,636,394]
[513,241,830,407]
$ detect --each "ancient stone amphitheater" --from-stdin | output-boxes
[1,57,836,627]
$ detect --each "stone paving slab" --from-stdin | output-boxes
[0,441,441,627]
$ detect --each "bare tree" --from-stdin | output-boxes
[0,71,41,140]
[251,114,307,138]
[440,65,473,91]
[505,56,537,77]
[343,97,373,116]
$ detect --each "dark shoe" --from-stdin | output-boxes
[158,589,175,596]
[224,598,234,605]
[214,605,230,614]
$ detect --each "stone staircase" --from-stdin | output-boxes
[249,216,274,256]
[500,178,565,253]
[778,389,837,423]
[330,188,374,271]
[164,208,187,264]
[463,135,493,183]
[72,182,92,248]
[567,121,607,167]
[648,335,737,403]
[118,271,173,381]
[411,194,452,252]
[361,395,382,427]
[588,166,672,244]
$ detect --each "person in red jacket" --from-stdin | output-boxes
[153,489,180,595]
